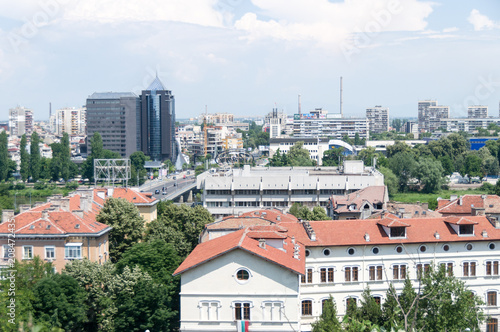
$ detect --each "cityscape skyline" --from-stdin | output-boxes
[1,0,500,121]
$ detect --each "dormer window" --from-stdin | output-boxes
[459,224,474,235]
[390,227,406,238]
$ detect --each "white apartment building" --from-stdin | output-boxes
[269,138,355,165]
[292,109,369,140]
[366,106,389,133]
[197,161,384,218]
[265,109,287,138]
[9,106,33,137]
[439,118,500,133]
[469,106,488,119]
[50,107,86,137]
[418,100,449,132]
[175,213,500,332]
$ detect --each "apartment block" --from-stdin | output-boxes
[366,106,389,133]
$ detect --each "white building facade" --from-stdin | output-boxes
[366,106,389,133]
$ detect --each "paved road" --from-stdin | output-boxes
[141,175,196,201]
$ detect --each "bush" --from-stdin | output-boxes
[33,181,47,190]
[14,183,26,190]
[65,182,79,190]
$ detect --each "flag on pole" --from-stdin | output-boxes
[236,320,249,332]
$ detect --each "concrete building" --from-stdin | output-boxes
[265,108,287,138]
[202,112,234,124]
[197,161,384,218]
[293,109,369,140]
[9,106,33,137]
[469,106,488,119]
[50,107,86,137]
[269,137,355,165]
[366,106,389,133]
[175,212,500,332]
[418,100,449,132]
[438,117,500,134]
[139,76,176,162]
[86,92,139,157]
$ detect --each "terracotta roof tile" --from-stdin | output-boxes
[437,195,500,215]
[174,228,305,276]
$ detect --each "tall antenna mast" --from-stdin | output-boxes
[298,94,302,116]
[340,76,343,117]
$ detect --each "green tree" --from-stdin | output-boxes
[388,152,417,192]
[20,134,30,181]
[311,296,341,332]
[359,288,382,326]
[0,131,8,181]
[32,274,87,330]
[386,141,412,158]
[59,132,72,181]
[29,132,41,182]
[322,147,344,166]
[311,206,329,220]
[415,157,444,193]
[358,147,376,167]
[83,132,104,181]
[379,166,398,196]
[438,155,454,176]
[130,151,149,185]
[464,153,483,177]
[381,283,402,331]
[288,141,314,166]
[145,203,214,257]
[96,198,145,262]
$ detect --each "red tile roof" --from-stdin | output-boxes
[331,186,387,212]
[277,215,499,247]
[174,228,305,276]
[444,216,478,225]
[93,188,158,207]
[437,195,500,215]
[0,207,110,236]
[238,209,298,223]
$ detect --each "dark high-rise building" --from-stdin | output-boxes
[86,92,140,157]
[139,76,176,162]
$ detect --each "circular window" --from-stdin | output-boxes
[489,243,496,250]
[419,245,427,253]
[396,246,403,253]
[443,244,450,252]
[323,249,331,256]
[347,248,356,255]
[305,249,311,257]
[372,247,379,255]
[236,269,250,281]
[466,243,473,251]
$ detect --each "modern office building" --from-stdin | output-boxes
[418,100,449,132]
[50,107,86,137]
[292,109,369,140]
[197,161,384,218]
[139,76,176,162]
[468,106,488,119]
[366,106,389,133]
[86,92,139,157]
[9,106,33,137]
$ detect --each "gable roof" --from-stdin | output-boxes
[174,227,305,276]
[330,186,387,212]
[93,188,158,207]
[437,195,500,215]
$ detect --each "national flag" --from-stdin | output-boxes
[236,320,249,332]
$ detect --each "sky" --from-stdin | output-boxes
[0,0,500,121]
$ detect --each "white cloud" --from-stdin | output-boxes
[468,9,500,31]
[235,0,434,45]
[443,27,458,33]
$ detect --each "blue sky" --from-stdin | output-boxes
[0,0,499,121]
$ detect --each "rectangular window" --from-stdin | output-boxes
[263,302,282,321]
[64,245,82,259]
[345,267,359,282]
[320,268,334,283]
[390,227,406,238]
[45,246,55,259]
[369,265,383,281]
[2,245,9,259]
[200,301,219,321]
[301,268,313,284]
[463,262,476,277]
[440,263,453,276]
[486,261,500,276]
[459,224,474,235]
[487,318,498,332]
[301,300,312,316]
[416,263,430,279]
[23,246,33,260]
[488,292,497,306]
[393,265,406,280]
[234,302,251,320]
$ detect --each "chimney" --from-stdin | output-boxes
[458,197,462,206]
[487,216,500,229]
[60,198,70,212]
[2,210,14,223]
[259,239,266,249]
[19,204,31,214]
[276,215,281,221]
[293,243,300,259]
[42,209,49,220]
[472,207,485,216]
[72,210,84,218]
